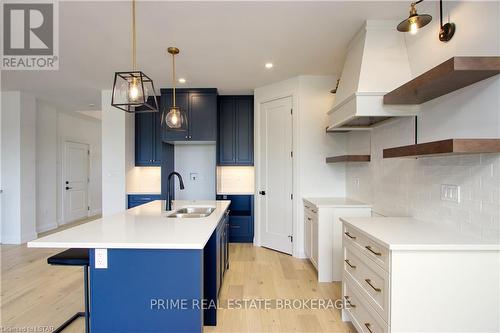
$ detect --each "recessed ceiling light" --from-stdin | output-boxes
[265,63,274,69]
[178,78,186,84]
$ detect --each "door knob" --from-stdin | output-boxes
[65,186,72,190]
[259,191,266,195]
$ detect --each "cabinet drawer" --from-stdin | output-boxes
[344,243,390,322]
[343,224,389,271]
[229,216,251,237]
[343,277,388,333]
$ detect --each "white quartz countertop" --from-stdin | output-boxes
[341,217,500,251]
[28,200,230,250]
[303,197,371,208]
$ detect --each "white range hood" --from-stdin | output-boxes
[327,20,418,131]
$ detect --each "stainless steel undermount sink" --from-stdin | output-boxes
[167,207,215,218]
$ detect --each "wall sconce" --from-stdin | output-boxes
[397,0,455,42]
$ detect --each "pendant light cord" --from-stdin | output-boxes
[132,0,136,71]
[172,52,176,107]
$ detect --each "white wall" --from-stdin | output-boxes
[255,75,346,257]
[101,90,133,216]
[36,101,102,232]
[346,1,500,241]
[36,102,58,232]
[1,91,37,244]
[174,144,216,200]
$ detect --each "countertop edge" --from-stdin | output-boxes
[303,197,372,208]
[340,217,500,252]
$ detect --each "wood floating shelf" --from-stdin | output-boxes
[383,57,500,105]
[326,155,371,163]
[383,139,500,159]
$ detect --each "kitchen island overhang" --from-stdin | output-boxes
[28,200,231,333]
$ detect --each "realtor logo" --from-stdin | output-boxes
[1,1,59,70]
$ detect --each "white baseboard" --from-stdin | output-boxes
[1,235,21,244]
[21,231,38,244]
[89,209,102,217]
[37,223,58,233]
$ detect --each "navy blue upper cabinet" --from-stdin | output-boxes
[217,96,254,166]
[135,97,162,166]
[161,88,218,143]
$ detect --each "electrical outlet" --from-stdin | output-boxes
[95,248,108,269]
[354,178,360,189]
[440,184,460,203]
[190,173,199,181]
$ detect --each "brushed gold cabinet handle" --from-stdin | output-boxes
[344,232,356,240]
[344,259,356,269]
[365,245,382,256]
[343,296,356,308]
[365,279,381,292]
[364,323,374,333]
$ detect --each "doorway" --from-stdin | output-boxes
[258,96,293,254]
[63,141,89,224]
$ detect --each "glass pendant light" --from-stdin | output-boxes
[163,47,188,131]
[111,0,158,113]
[397,0,432,35]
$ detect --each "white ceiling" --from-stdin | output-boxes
[1,1,412,111]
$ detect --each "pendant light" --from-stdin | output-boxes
[111,0,158,113]
[163,47,188,131]
[397,0,432,35]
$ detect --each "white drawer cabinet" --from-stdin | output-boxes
[303,198,371,282]
[341,217,500,333]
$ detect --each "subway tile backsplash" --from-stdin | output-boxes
[346,118,500,242]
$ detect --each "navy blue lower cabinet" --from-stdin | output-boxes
[216,195,254,243]
[127,194,161,209]
[89,249,203,333]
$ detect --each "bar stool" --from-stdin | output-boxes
[47,248,90,333]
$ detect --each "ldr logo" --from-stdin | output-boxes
[3,3,54,55]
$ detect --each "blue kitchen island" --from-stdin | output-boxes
[28,200,230,333]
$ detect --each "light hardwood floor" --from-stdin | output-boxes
[1,236,354,333]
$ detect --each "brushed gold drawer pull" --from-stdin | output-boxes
[344,232,356,240]
[365,279,381,292]
[365,245,382,256]
[343,296,356,308]
[344,259,356,269]
[364,323,374,333]
[307,217,312,221]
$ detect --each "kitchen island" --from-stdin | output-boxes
[28,200,231,333]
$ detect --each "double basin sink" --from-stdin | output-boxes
[167,207,215,218]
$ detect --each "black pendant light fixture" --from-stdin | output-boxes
[163,47,188,131]
[397,0,455,42]
[397,0,432,35]
[111,0,158,113]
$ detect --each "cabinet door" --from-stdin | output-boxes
[235,97,254,165]
[135,113,155,166]
[189,92,217,141]
[311,218,319,267]
[162,91,190,142]
[153,111,162,164]
[304,214,312,259]
[216,224,222,294]
[218,98,236,165]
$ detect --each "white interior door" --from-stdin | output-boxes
[259,96,293,254]
[63,141,89,224]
